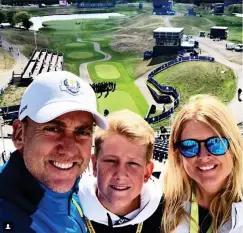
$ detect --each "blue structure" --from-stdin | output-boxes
[139,2,143,9]
[153,0,175,15]
[145,56,215,124]
[144,51,153,60]
[224,0,242,6]
[212,3,224,14]
[187,8,197,16]
[153,27,184,56]
[77,1,116,8]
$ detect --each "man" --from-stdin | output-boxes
[0,71,108,233]
[78,110,163,233]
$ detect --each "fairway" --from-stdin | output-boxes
[68,52,93,59]
[65,43,85,48]
[97,91,140,114]
[94,63,121,79]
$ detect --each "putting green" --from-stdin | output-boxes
[68,52,93,59]
[65,43,85,48]
[97,91,140,114]
[95,64,121,79]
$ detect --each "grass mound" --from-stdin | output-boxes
[154,61,236,109]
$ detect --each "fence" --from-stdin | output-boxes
[145,55,215,124]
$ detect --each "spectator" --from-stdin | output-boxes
[78,110,163,233]
[0,71,108,233]
[162,94,243,233]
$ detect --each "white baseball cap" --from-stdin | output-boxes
[18,71,108,130]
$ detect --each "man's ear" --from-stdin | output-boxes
[91,154,98,177]
[144,160,154,182]
[12,120,25,152]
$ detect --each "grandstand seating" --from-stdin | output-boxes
[21,49,64,80]
[153,133,169,163]
[77,2,116,8]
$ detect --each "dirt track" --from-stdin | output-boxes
[195,36,243,123]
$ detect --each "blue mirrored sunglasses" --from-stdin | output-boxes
[176,136,230,158]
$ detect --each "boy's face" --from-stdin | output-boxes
[92,134,154,215]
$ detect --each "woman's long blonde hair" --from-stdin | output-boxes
[162,94,243,233]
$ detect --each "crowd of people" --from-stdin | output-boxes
[90,82,116,98]
[0,71,242,233]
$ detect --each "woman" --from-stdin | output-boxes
[162,94,243,233]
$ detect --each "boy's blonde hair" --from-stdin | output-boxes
[94,109,155,163]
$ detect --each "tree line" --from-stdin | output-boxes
[0,10,33,30]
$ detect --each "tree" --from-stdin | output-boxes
[22,18,33,30]
[0,12,6,24]
[6,11,16,27]
[13,11,32,30]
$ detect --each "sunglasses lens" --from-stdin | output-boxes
[179,140,199,158]
[206,137,229,155]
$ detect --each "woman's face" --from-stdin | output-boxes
[179,120,233,193]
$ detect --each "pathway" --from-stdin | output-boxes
[0,37,28,86]
[77,38,111,83]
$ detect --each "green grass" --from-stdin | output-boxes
[39,18,149,116]
[89,61,148,115]
[65,42,86,48]
[68,51,94,59]
[153,61,236,109]
[0,48,16,72]
[64,42,104,74]
[94,63,121,79]
[97,91,140,114]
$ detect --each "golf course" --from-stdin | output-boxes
[0,2,242,129]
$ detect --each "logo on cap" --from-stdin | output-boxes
[60,78,82,95]
[19,105,27,115]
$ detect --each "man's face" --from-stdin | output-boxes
[92,134,153,215]
[12,111,94,193]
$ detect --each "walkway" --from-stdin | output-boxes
[196,36,243,124]
[77,38,111,84]
[0,38,28,86]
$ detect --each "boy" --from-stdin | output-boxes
[79,110,163,233]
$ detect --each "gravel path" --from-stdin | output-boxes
[195,37,243,123]
[77,38,111,84]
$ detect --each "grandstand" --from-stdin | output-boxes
[225,0,243,5]
[153,133,169,163]
[153,27,184,56]
[12,49,63,86]
[153,0,175,15]
[76,0,116,8]
[1,0,60,5]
